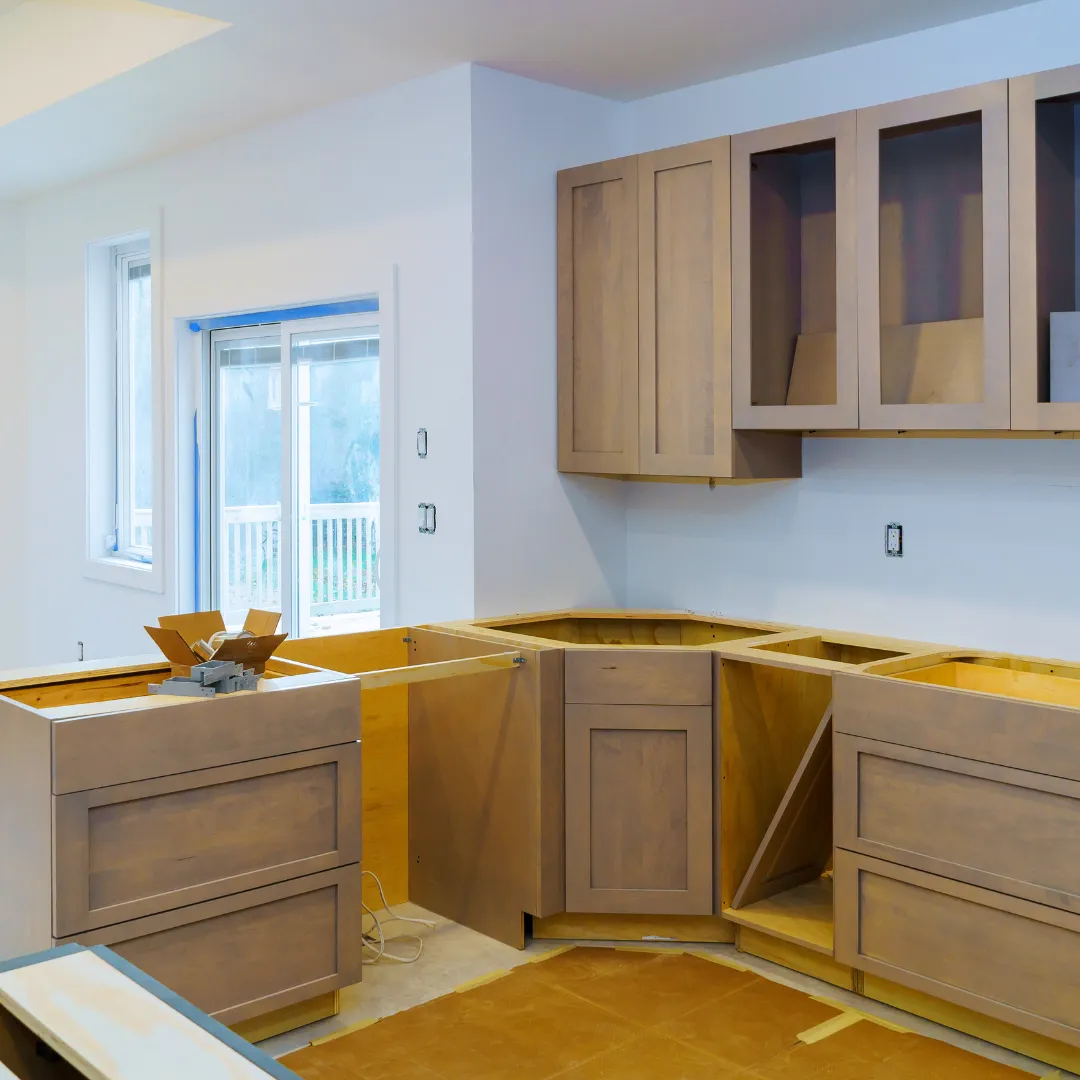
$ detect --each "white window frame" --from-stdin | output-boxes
[84,213,165,594]
[113,241,152,564]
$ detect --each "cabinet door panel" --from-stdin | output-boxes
[557,159,639,474]
[856,81,1010,430]
[565,704,712,914]
[639,139,732,476]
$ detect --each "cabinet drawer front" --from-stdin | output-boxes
[58,867,361,1026]
[52,676,359,794]
[55,744,361,936]
[834,851,1080,1047]
[833,671,1080,782]
[566,704,713,914]
[565,650,712,706]
[836,735,1080,912]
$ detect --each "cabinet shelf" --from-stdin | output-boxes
[724,875,834,955]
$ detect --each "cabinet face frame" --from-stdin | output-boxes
[856,81,1011,430]
[565,704,713,915]
[638,138,733,475]
[1011,64,1080,431]
[732,112,859,430]
[557,158,640,474]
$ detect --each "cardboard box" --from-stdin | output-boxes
[145,609,288,677]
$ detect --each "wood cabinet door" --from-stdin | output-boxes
[1010,64,1080,431]
[731,112,858,431]
[565,704,713,914]
[557,158,639,474]
[638,138,733,475]
[856,81,1010,430]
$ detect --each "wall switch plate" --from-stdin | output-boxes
[416,428,428,458]
[886,523,903,557]
[418,503,436,534]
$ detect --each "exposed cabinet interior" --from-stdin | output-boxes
[557,158,639,474]
[857,83,1010,429]
[732,113,858,430]
[1011,64,1080,430]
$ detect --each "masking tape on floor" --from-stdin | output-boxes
[452,968,511,993]
[808,996,912,1034]
[797,1011,865,1045]
[527,944,576,963]
[688,950,749,972]
[309,1016,380,1047]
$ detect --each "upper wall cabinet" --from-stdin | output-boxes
[1010,65,1080,431]
[731,112,859,431]
[856,82,1011,430]
[558,146,801,481]
[557,158,640,474]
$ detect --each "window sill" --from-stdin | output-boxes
[84,554,164,593]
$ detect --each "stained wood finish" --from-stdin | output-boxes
[0,699,52,960]
[833,670,1080,783]
[857,81,1011,429]
[725,875,834,956]
[565,704,713,914]
[51,673,357,794]
[731,707,832,909]
[53,744,361,935]
[230,991,338,1045]
[279,629,409,909]
[530,911,734,943]
[639,138,733,475]
[835,733,1080,913]
[732,111,859,430]
[835,850,1080,1047]
[719,659,834,907]
[58,867,362,1027]
[557,158,639,474]
[736,925,855,992]
[408,629,564,948]
[564,649,712,706]
[1011,64,1080,431]
[0,950,275,1080]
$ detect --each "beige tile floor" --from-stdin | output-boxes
[259,904,1075,1079]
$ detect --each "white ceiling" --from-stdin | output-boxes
[0,0,1042,200]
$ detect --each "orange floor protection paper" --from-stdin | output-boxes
[281,946,1032,1079]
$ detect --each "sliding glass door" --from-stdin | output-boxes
[209,313,381,636]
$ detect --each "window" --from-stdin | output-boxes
[113,243,153,562]
[86,229,159,589]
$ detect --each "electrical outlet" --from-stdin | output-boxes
[886,523,903,558]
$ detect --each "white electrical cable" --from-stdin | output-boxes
[361,869,435,965]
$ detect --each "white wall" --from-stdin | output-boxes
[19,65,475,664]
[0,203,27,666]
[621,0,1080,659]
[470,66,629,616]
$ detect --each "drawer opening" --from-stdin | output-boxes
[469,614,771,647]
[720,657,835,955]
[0,1000,88,1079]
[748,635,906,666]
[889,655,1080,708]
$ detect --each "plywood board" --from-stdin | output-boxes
[732,707,833,909]
[787,332,837,406]
[0,950,272,1079]
[879,318,984,405]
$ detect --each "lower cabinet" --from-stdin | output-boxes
[565,704,713,914]
[835,850,1080,1048]
[58,866,362,1025]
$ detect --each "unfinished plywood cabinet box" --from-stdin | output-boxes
[558,148,801,481]
[731,112,859,430]
[857,81,1011,429]
[1010,62,1080,430]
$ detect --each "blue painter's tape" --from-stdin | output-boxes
[0,943,86,975]
[189,297,378,332]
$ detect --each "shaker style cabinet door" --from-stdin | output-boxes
[565,703,713,915]
[557,158,640,474]
[856,81,1011,430]
[731,112,859,431]
[638,138,734,475]
[1010,64,1080,431]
